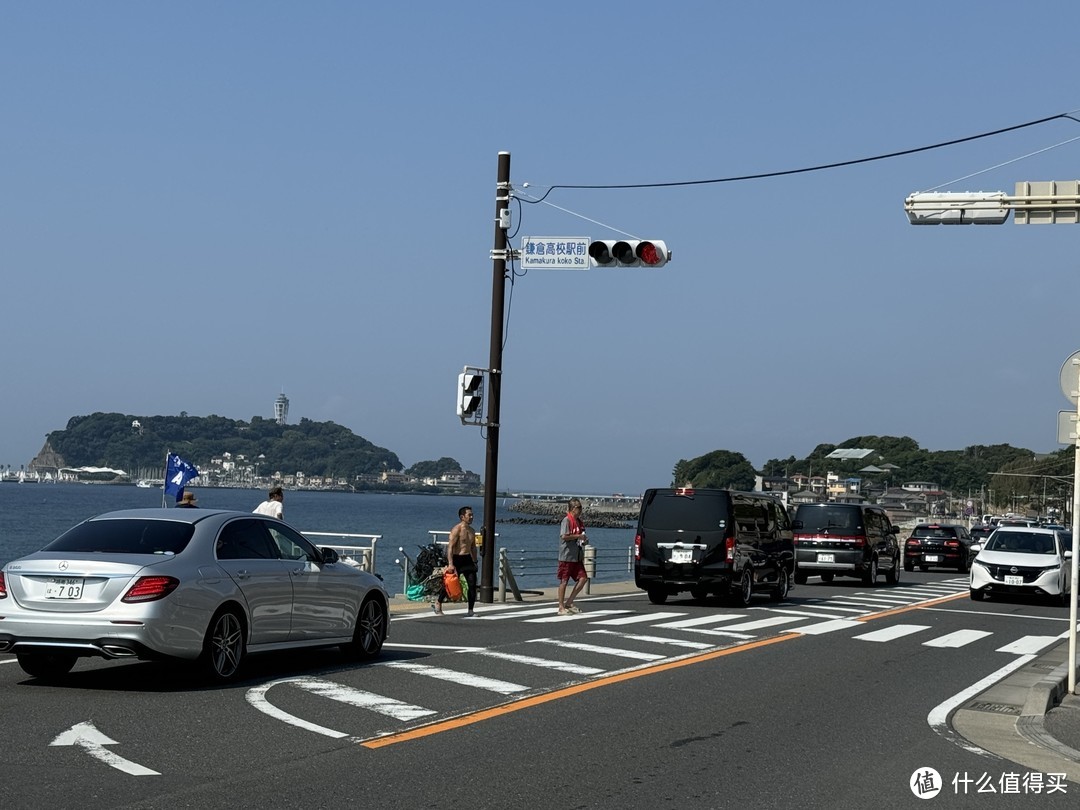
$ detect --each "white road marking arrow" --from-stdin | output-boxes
[50,721,160,776]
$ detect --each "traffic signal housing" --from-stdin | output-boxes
[588,239,670,268]
[456,369,486,424]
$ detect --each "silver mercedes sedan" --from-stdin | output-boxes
[0,508,389,682]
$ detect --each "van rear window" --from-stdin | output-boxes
[795,506,863,533]
[640,492,729,532]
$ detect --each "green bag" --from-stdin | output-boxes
[405,583,428,601]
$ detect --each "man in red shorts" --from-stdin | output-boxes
[557,497,589,615]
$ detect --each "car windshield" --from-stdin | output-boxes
[640,491,730,532]
[984,531,1058,555]
[42,519,196,555]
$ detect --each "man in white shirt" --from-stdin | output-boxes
[253,486,284,519]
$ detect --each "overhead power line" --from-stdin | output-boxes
[519,109,1080,205]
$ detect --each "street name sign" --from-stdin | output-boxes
[520,236,589,270]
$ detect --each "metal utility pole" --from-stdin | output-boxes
[479,151,511,603]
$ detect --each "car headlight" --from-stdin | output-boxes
[972,558,989,570]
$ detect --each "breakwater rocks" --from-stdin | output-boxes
[503,499,638,529]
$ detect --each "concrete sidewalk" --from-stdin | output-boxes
[388,581,1080,782]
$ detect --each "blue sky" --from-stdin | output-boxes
[3,2,1079,495]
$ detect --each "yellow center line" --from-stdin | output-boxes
[361,587,969,749]
[361,635,791,748]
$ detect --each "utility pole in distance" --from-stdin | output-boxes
[479,151,511,603]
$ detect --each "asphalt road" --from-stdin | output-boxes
[2,571,1077,809]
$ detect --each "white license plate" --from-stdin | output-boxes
[1004,575,1024,586]
[670,549,693,564]
[45,577,84,600]
[816,553,835,563]
[924,554,941,563]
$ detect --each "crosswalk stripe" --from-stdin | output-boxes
[590,612,687,625]
[473,650,605,675]
[479,606,562,620]
[587,630,713,649]
[923,630,993,648]
[751,608,868,620]
[526,610,629,623]
[853,624,931,642]
[289,677,435,721]
[381,662,528,694]
[528,638,666,661]
[720,616,805,632]
[653,614,749,629]
[996,636,1060,655]
[849,593,923,604]
[787,618,864,635]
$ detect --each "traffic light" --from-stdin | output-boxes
[456,370,485,423]
[588,239,670,268]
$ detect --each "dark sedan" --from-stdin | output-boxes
[904,523,974,572]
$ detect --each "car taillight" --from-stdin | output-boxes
[906,538,920,547]
[634,532,642,561]
[725,535,735,563]
[945,540,959,548]
[122,576,179,603]
[0,572,6,599]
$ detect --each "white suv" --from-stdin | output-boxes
[969,526,1073,605]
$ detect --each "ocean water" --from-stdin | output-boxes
[0,484,637,596]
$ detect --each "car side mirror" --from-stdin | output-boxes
[320,547,340,564]
[1064,550,1074,560]
[970,543,982,553]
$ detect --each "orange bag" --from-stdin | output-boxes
[443,570,464,601]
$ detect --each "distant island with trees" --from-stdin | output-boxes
[22,412,479,493]
[17,414,1072,512]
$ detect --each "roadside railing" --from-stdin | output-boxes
[305,531,380,574]
[392,531,634,601]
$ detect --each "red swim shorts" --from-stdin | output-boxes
[557,560,587,582]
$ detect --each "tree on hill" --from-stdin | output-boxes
[45,412,401,478]
[672,450,757,491]
[406,458,463,478]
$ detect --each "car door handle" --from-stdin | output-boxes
[235,570,249,579]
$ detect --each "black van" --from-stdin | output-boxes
[791,503,901,586]
[634,488,794,605]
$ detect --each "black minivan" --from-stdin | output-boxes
[792,503,902,586]
[634,488,794,605]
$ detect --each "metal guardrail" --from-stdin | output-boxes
[392,532,634,601]
[305,531,380,574]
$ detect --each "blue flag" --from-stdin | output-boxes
[164,453,199,502]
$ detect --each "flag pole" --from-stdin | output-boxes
[162,449,169,508]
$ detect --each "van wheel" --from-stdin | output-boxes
[690,586,709,602]
[793,570,808,586]
[862,557,879,586]
[769,568,790,602]
[820,572,834,583]
[885,557,900,586]
[647,588,668,605]
[730,567,753,607]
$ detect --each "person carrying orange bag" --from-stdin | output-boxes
[432,505,479,617]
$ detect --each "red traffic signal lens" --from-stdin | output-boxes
[637,241,661,265]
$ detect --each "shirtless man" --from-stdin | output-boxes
[433,506,479,617]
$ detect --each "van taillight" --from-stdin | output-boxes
[725,535,735,563]
[634,533,642,561]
